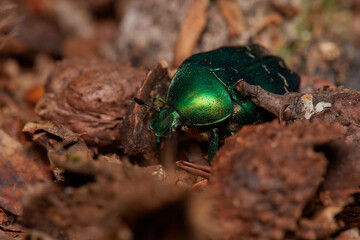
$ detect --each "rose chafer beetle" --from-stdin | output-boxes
[135,44,300,162]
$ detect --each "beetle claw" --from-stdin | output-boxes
[176,161,211,179]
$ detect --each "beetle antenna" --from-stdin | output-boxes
[134,97,160,112]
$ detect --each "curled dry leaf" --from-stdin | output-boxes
[35,59,146,148]
[0,130,49,215]
[119,62,171,165]
[209,120,344,239]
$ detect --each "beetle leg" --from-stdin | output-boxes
[208,128,219,162]
[156,97,167,104]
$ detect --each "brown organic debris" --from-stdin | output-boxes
[0,0,19,50]
[209,120,344,239]
[35,59,146,148]
[23,121,90,156]
[172,0,209,67]
[0,130,49,215]
[236,81,360,133]
[335,228,360,240]
[251,12,283,36]
[319,143,360,206]
[300,75,336,93]
[271,0,300,19]
[338,194,360,229]
[21,159,217,240]
[119,62,171,165]
[217,0,245,37]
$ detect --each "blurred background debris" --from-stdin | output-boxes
[1,0,360,239]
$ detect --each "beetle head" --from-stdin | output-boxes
[150,106,181,137]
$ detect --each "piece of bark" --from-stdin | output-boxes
[119,61,171,165]
[172,0,209,67]
[209,120,344,240]
[36,59,146,148]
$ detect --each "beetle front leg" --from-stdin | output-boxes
[208,128,219,162]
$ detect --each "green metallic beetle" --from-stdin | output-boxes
[136,44,300,162]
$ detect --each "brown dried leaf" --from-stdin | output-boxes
[0,130,49,215]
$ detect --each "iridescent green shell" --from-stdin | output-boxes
[151,44,300,136]
[167,65,233,126]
